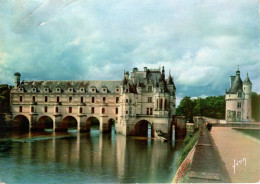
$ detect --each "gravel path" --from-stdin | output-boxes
[210,127,260,183]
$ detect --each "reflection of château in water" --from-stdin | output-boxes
[4,132,179,183]
[10,66,176,138]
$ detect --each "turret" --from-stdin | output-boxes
[14,72,21,88]
[243,73,252,95]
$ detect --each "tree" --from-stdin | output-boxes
[252,92,260,121]
[176,96,195,122]
[0,84,13,113]
[176,95,226,121]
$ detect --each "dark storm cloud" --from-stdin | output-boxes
[0,0,259,105]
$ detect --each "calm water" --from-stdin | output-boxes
[0,127,183,183]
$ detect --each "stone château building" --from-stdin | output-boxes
[225,66,252,122]
[10,66,176,137]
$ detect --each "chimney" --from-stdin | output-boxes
[230,76,235,87]
[133,67,138,72]
[14,72,21,88]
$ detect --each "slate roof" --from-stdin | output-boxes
[227,71,243,94]
[12,80,121,93]
[243,73,252,85]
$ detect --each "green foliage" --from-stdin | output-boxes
[176,95,225,121]
[176,96,195,122]
[251,92,260,121]
[0,84,13,113]
[176,130,200,167]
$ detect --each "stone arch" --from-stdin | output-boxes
[60,116,78,131]
[108,118,116,132]
[85,116,100,132]
[38,116,54,130]
[12,115,30,131]
[134,119,154,138]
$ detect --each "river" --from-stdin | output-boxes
[0,127,183,183]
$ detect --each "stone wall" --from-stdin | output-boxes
[193,116,227,127]
[173,115,186,138]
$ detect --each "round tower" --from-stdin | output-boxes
[243,73,252,121]
[14,72,21,88]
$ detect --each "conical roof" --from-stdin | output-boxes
[227,68,243,94]
[243,73,252,85]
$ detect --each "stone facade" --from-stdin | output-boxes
[225,66,252,122]
[10,66,176,137]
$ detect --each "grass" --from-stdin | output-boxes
[233,128,260,140]
[176,130,200,168]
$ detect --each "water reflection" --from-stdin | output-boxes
[0,129,182,184]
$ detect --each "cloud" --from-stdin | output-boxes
[0,0,259,106]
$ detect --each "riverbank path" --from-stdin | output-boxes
[210,127,260,183]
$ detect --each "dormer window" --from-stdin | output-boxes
[148,86,152,92]
[102,86,107,93]
[19,88,24,92]
[32,88,37,92]
[68,88,73,93]
[44,88,49,93]
[80,88,85,93]
[115,87,120,93]
[56,88,61,93]
[90,86,96,93]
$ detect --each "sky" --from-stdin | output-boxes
[0,0,259,105]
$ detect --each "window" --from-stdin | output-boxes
[32,96,36,102]
[55,107,58,113]
[45,88,48,92]
[116,108,118,114]
[237,112,241,120]
[102,108,105,114]
[165,99,168,109]
[56,88,60,92]
[20,96,23,102]
[103,89,106,92]
[116,97,119,103]
[19,106,22,112]
[79,107,83,114]
[92,97,95,103]
[57,96,60,103]
[237,102,242,108]
[147,108,153,115]
[44,106,48,113]
[238,92,242,98]
[148,97,152,103]
[81,88,84,92]
[160,98,163,109]
[130,99,132,103]
[81,97,84,103]
[129,110,132,114]
[31,106,34,113]
[69,88,73,92]
[116,89,119,92]
[103,97,106,102]
[126,99,128,103]
[92,88,95,92]
[69,96,72,102]
[126,89,129,93]
[148,86,152,92]
[91,107,95,114]
[45,96,48,102]
[126,110,128,114]
[69,107,72,113]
